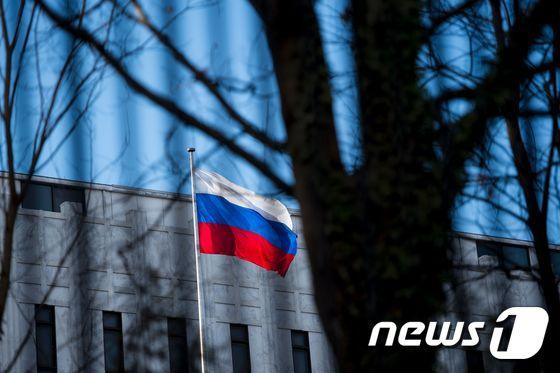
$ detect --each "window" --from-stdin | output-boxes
[465,349,484,373]
[25,184,53,212]
[168,318,189,373]
[230,324,251,373]
[103,312,124,373]
[476,242,530,270]
[476,242,500,259]
[35,305,57,372]
[502,245,530,270]
[22,182,85,214]
[291,331,311,373]
[53,186,84,213]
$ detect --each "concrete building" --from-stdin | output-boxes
[0,175,552,372]
[0,175,337,372]
[437,233,552,373]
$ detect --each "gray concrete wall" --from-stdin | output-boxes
[437,235,549,373]
[1,175,550,373]
[0,176,335,373]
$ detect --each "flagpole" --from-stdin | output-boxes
[187,148,206,373]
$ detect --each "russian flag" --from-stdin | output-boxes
[195,169,298,276]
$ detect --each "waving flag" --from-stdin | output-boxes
[195,169,297,276]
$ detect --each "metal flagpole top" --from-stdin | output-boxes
[187,147,196,152]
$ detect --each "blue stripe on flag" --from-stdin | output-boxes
[196,193,298,255]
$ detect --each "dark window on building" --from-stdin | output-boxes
[465,349,484,373]
[230,324,251,373]
[551,251,560,276]
[502,245,530,270]
[291,330,312,373]
[476,242,530,270]
[103,312,124,373]
[168,318,189,373]
[477,242,500,259]
[22,182,85,214]
[53,186,84,213]
[35,305,57,372]
[23,183,53,212]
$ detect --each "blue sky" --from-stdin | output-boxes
[6,0,558,242]
[12,0,356,199]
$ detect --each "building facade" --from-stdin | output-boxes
[0,175,552,372]
[437,233,551,373]
[0,175,336,372]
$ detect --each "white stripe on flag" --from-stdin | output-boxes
[195,169,293,230]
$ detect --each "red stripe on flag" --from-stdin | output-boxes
[198,223,295,276]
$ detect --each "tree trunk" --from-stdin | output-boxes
[250,1,451,370]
